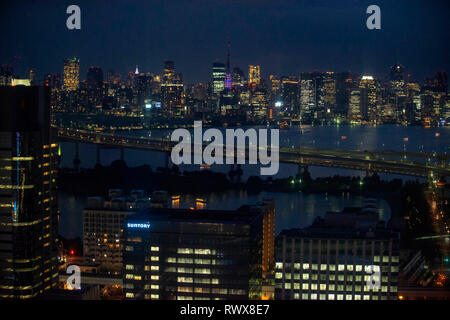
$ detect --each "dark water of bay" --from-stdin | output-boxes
[58,125,448,238]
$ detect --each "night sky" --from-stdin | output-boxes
[1,0,448,83]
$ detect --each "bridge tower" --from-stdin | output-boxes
[297,163,309,178]
[73,142,81,172]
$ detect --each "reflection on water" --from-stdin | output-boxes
[58,190,391,239]
[58,125,429,238]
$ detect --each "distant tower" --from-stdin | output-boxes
[135,65,139,75]
[225,41,232,90]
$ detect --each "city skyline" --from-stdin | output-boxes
[0,1,448,303]
[1,0,449,83]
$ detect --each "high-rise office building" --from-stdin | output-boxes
[281,76,300,115]
[323,72,336,113]
[359,76,378,122]
[335,72,353,116]
[390,64,405,96]
[275,202,399,301]
[212,62,226,95]
[63,58,80,91]
[123,200,275,300]
[87,66,104,88]
[248,65,261,87]
[300,73,315,122]
[163,61,175,80]
[232,67,246,89]
[161,61,184,116]
[0,86,60,299]
[83,190,150,273]
[348,89,361,120]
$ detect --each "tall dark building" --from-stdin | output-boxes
[281,76,300,115]
[335,72,352,116]
[0,86,60,299]
[123,200,275,300]
[86,66,104,88]
[424,71,448,94]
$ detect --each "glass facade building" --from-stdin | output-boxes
[123,201,274,300]
[0,86,60,298]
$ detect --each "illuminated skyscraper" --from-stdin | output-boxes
[232,67,246,88]
[161,61,184,116]
[348,89,361,120]
[359,76,378,121]
[323,72,336,113]
[63,58,80,91]
[0,86,60,298]
[212,62,226,95]
[248,65,261,87]
[300,73,315,121]
[163,61,175,81]
[390,64,405,96]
